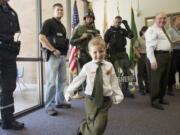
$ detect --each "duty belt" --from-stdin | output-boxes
[0,40,13,45]
[0,40,21,55]
[155,50,171,54]
[86,95,110,101]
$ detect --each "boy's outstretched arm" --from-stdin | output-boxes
[64,66,87,102]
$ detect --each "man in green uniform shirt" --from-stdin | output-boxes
[70,10,100,95]
[70,10,100,68]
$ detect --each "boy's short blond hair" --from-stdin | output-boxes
[88,37,106,51]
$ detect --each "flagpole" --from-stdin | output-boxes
[117,0,120,16]
[103,0,107,34]
[66,0,71,38]
[69,0,80,80]
[83,0,88,14]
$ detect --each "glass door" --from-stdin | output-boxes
[7,0,43,115]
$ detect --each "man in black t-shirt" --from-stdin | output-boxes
[39,3,70,116]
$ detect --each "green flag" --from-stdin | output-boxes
[130,8,138,68]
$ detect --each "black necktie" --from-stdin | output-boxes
[92,63,103,107]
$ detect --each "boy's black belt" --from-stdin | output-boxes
[86,95,110,101]
[140,53,146,55]
[155,50,171,54]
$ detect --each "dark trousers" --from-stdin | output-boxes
[137,54,148,92]
[168,50,180,89]
[147,52,170,103]
[110,52,131,94]
[0,49,17,125]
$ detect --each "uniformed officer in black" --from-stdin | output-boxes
[104,16,134,98]
[0,0,24,130]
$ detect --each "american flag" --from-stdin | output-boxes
[69,0,79,74]
[72,0,79,29]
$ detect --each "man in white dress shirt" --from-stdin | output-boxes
[145,12,171,110]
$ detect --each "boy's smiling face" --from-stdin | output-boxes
[89,45,106,62]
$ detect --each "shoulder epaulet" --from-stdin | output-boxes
[73,24,81,30]
[72,24,83,34]
[77,24,85,29]
[147,27,154,35]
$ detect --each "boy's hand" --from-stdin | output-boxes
[112,95,124,104]
[112,97,119,104]
[64,93,71,102]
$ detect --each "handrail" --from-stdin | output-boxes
[16,57,43,61]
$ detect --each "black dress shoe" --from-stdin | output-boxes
[146,89,150,93]
[151,102,164,110]
[159,99,169,105]
[124,92,135,98]
[2,120,24,130]
[167,91,175,96]
[139,91,146,96]
[77,127,83,135]
[56,103,71,109]
[46,109,58,116]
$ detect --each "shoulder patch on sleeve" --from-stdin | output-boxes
[106,67,112,75]
[148,29,154,35]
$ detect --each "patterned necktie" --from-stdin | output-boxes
[92,62,103,107]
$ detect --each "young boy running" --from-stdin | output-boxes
[65,37,124,135]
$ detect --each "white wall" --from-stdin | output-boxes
[92,0,180,53]
[93,0,180,35]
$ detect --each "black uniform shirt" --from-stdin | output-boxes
[40,17,68,55]
[0,3,20,42]
[104,26,133,54]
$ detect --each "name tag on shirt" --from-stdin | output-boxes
[57,33,63,37]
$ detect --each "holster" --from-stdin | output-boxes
[0,41,21,55]
[47,36,69,51]
[41,48,51,62]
